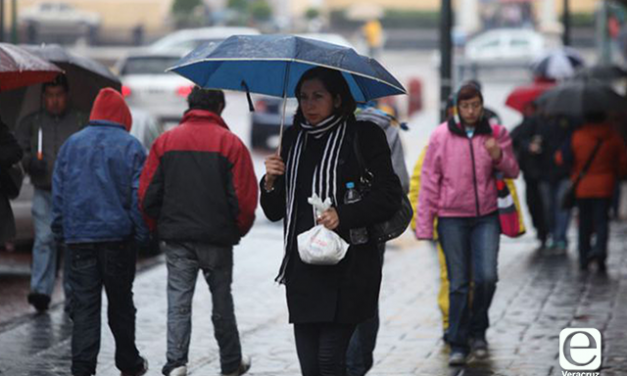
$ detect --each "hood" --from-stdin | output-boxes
[89,88,132,131]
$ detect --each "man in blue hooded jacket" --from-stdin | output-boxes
[52,88,149,376]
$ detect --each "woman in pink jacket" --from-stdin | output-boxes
[416,84,519,366]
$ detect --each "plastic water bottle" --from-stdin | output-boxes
[344,182,368,245]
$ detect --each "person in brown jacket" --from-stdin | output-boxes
[556,112,627,272]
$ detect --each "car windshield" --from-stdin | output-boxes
[121,56,181,75]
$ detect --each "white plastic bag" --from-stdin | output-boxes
[297,194,349,265]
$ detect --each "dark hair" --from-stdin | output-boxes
[294,67,357,121]
[463,79,482,92]
[42,74,69,92]
[457,84,483,103]
[187,86,225,113]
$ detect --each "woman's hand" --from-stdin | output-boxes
[484,137,502,161]
[264,153,285,191]
[317,208,339,230]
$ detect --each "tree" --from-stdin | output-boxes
[305,8,320,20]
[172,0,201,14]
[250,0,272,21]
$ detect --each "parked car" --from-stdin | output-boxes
[464,28,547,65]
[19,2,101,44]
[115,51,192,129]
[147,26,260,55]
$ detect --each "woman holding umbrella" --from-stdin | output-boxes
[260,67,403,375]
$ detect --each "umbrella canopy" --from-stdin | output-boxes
[574,64,627,82]
[532,48,585,80]
[0,44,121,128]
[505,82,555,113]
[169,34,406,103]
[0,43,62,92]
[536,81,627,117]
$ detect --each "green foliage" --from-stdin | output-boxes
[227,0,248,12]
[226,0,273,23]
[305,8,320,20]
[172,0,201,14]
[330,9,440,30]
[250,0,272,21]
[568,12,595,27]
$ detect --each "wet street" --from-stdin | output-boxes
[1,50,626,375]
[1,218,627,375]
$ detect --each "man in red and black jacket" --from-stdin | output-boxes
[139,87,257,376]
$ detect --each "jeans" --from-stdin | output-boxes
[437,212,500,354]
[577,198,611,267]
[68,242,143,376]
[162,241,242,376]
[346,243,385,376]
[294,322,356,376]
[30,188,72,302]
[539,180,572,246]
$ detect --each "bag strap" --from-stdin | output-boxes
[571,138,604,189]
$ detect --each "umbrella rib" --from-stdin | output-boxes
[169,57,407,94]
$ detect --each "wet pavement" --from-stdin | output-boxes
[1,216,626,376]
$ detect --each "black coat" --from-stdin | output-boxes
[260,118,402,324]
[0,120,23,243]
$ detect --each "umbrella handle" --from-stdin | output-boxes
[277,61,292,157]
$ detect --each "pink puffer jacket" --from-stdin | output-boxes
[415,120,519,239]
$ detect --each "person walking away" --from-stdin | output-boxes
[16,74,88,312]
[535,114,577,252]
[346,102,409,376]
[556,112,627,272]
[51,88,149,376]
[510,103,548,249]
[416,84,519,365]
[362,19,383,59]
[261,67,403,376]
[0,117,24,246]
[139,87,257,376]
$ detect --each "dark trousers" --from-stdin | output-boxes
[294,322,356,376]
[524,177,548,243]
[68,242,143,376]
[346,243,385,376]
[577,198,611,267]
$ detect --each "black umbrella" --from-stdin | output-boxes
[574,64,627,82]
[0,44,120,128]
[536,81,627,117]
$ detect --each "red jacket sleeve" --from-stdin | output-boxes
[227,138,258,236]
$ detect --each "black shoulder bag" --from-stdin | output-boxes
[561,139,603,210]
[352,130,413,243]
[0,163,24,200]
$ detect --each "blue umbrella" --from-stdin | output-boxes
[168,34,405,103]
[169,34,406,152]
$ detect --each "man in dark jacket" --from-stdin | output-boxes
[0,118,23,245]
[139,87,257,376]
[510,105,548,249]
[51,88,149,376]
[16,75,88,312]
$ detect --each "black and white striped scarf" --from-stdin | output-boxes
[277,114,348,283]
